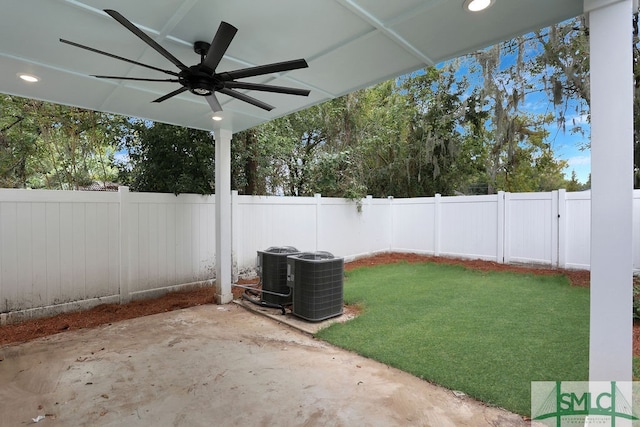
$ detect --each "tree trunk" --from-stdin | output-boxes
[244,130,259,195]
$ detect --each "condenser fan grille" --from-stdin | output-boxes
[257,247,301,305]
[286,252,344,322]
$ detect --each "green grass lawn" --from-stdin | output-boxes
[316,262,590,416]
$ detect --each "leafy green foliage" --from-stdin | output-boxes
[120,121,214,194]
[633,283,640,321]
[231,129,269,195]
[308,150,367,198]
[360,66,469,197]
[0,95,124,189]
[634,13,640,189]
[536,17,591,126]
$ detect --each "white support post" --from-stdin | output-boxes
[315,193,322,251]
[388,196,394,252]
[497,191,506,264]
[118,186,131,304]
[557,189,567,269]
[586,0,635,381]
[434,194,441,256]
[231,190,239,283]
[551,190,559,267]
[214,128,233,304]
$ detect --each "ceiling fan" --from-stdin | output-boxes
[60,9,310,112]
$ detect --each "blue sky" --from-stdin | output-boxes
[442,32,592,185]
[523,88,591,184]
[547,116,590,184]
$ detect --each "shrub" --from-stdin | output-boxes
[633,283,640,321]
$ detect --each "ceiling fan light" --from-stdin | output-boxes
[463,0,494,12]
[193,88,212,95]
[212,115,223,121]
[18,73,39,83]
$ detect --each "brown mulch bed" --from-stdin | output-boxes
[0,252,635,353]
[345,252,591,287]
[0,287,216,347]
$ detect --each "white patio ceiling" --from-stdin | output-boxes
[0,0,582,133]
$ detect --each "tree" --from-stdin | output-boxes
[231,128,267,195]
[493,123,568,192]
[307,149,367,199]
[0,95,124,189]
[565,170,588,192]
[536,17,590,134]
[344,80,409,198]
[452,89,492,194]
[247,91,368,197]
[120,121,215,194]
[399,66,468,196]
[0,96,39,188]
[358,67,470,198]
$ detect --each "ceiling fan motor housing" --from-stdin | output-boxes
[179,65,222,96]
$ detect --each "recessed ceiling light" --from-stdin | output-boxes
[18,73,39,83]
[212,116,223,121]
[463,0,495,12]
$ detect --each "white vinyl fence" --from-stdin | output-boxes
[1,188,639,322]
[0,188,216,321]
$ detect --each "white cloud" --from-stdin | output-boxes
[563,155,591,183]
[565,113,589,126]
[567,155,590,167]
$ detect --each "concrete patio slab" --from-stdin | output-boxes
[232,299,356,335]
[0,304,530,426]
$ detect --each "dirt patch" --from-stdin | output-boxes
[0,252,628,351]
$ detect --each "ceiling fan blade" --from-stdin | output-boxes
[225,81,310,96]
[104,9,188,72]
[201,21,237,74]
[219,88,274,111]
[93,75,179,82]
[60,39,179,76]
[206,94,223,112]
[152,86,189,103]
[219,59,308,81]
